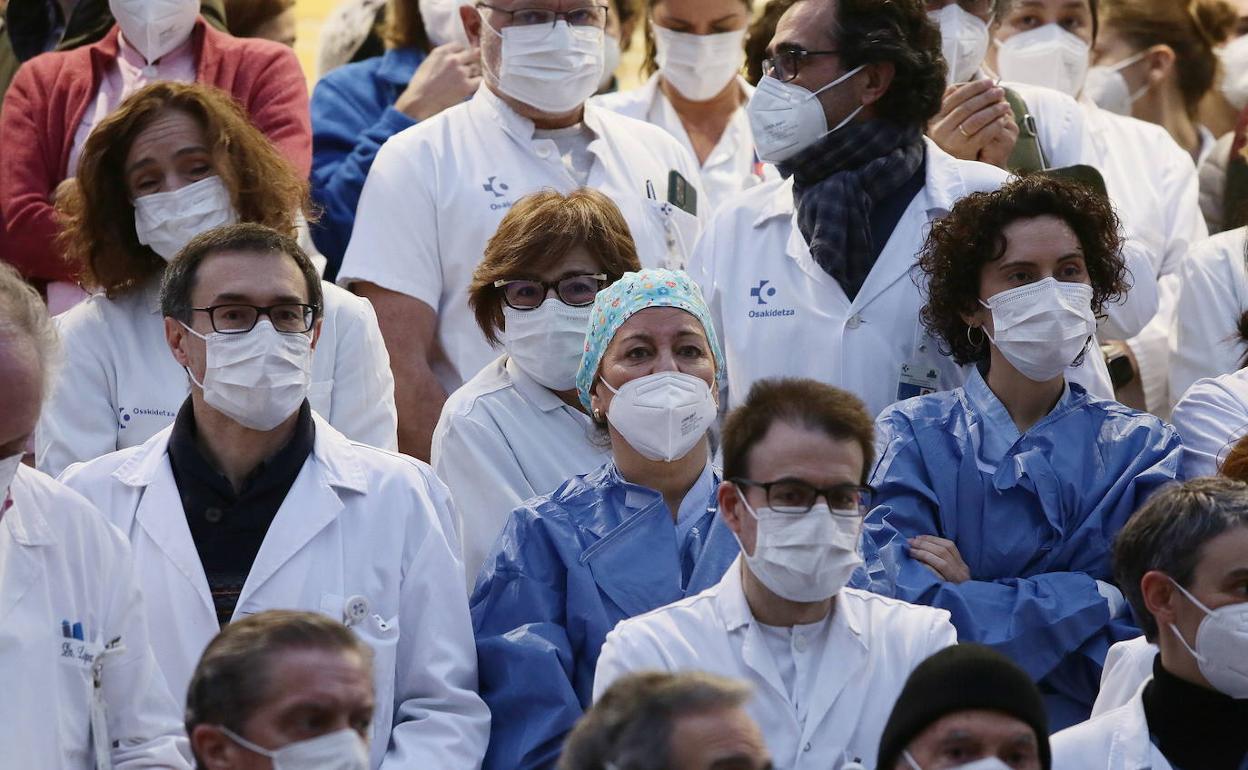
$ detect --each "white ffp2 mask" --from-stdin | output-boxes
[931,5,990,86]
[600,34,622,90]
[134,176,238,261]
[746,66,865,163]
[737,495,862,602]
[419,0,470,47]
[980,278,1095,382]
[486,20,604,113]
[502,300,592,392]
[109,0,199,63]
[1169,580,1248,699]
[1083,50,1149,115]
[221,726,369,770]
[994,24,1090,97]
[1219,35,1248,111]
[653,25,746,102]
[604,371,716,462]
[905,752,1012,770]
[182,319,313,431]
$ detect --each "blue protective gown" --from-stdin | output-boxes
[470,462,740,770]
[863,371,1182,728]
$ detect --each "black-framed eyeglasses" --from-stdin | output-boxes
[924,0,997,19]
[191,303,318,334]
[763,46,841,83]
[732,478,875,515]
[494,273,608,310]
[475,3,610,29]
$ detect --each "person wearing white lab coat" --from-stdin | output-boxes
[1171,367,1248,478]
[592,0,770,212]
[37,81,396,478]
[431,189,640,581]
[1090,636,1157,716]
[1170,226,1248,401]
[984,0,1208,415]
[58,224,489,770]
[0,261,191,770]
[594,378,957,770]
[338,1,704,460]
[1052,477,1248,770]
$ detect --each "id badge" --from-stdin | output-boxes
[897,361,940,401]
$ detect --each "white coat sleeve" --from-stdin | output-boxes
[1090,637,1157,717]
[1169,233,1247,402]
[1098,238,1160,341]
[431,409,537,587]
[36,313,122,477]
[382,466,490,769]
[336,135,443,313]
[1171,378,1248,478]
[326,289,399,450]
[97,512,193,769]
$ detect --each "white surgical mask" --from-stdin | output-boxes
[420,0,470,47]
[600,34,622,91]
[904,752,1012,770]
[746,66,865,163]
[109,0,199,64]
[134,176,238,261]
[980,277,1095,383]
[995,24,1091,97]
[1219,35,1248,111]
[221,726,369,770]
[1169,579,1248,699]
[653,25,747,102]
[736,493,863,602]
[1083,50,1149,115]
[0,453,21,502]
[485,20,604,114]
[931,5,990,86]
[182,319,313,431]
[604,371,716,462]
[502,299,592,392]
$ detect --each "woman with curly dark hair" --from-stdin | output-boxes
[862,174,1184,730]
[35,81,397,476]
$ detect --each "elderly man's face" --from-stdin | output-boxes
[666,706,773,770]
[903,709,1042,770]
[0,332,41,461]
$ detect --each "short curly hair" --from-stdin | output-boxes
[918,175,1128,366]
[836,0,948,126]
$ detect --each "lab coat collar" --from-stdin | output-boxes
[1108,681,1169,770]
[505,355,572,414]
[473,84,604,146]
[4,470,55,547]
[719,557,867,650]
[376,46,426,86]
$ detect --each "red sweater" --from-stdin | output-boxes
[0,18,311,283]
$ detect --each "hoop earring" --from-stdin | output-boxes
[966,325,986,348]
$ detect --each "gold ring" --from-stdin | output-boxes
[957,123,972,138]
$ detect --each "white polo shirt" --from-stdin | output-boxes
[338,85,705,392]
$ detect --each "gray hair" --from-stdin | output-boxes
[0,261,61,398]
[558,671,753,770]
[1114,477,1248,640]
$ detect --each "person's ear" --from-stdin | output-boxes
[190,725,238,770]
[1146,44,1176,84]
[310,316,324,352]
[461,5,483,47]
[164,316,193,368]
[859,61,896,108]
[1141,570,1180,628]
[590,375,610,423]
[719,481,745,535]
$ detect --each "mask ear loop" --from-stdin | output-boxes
[1167,578,1214,665]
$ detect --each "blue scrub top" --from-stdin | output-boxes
[863,369,1183,728]
[470,460,740,770]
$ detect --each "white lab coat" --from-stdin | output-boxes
[1170,227,1248,403]
[36,278,397,477]
[1170,368,1248,478]
[338,85,705,393]
[1001,79,1091,169]
[1091,636,1157,717]
[1082,103,1208,415]
[431,355,611,584]
[591,74,774,213]
[594,560,957,770]
[1052,682,1172,770]
[1,465,190,769]
[689,138,1113,418]
[58,415,489,770]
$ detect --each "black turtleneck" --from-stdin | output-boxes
[1142,655,1248,770]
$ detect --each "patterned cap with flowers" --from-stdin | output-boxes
[576,268,725,411]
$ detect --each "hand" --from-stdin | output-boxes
[395,43,482,122]
[908,535,972,583]
[928,80,1014,165]
[974,114,1020,168]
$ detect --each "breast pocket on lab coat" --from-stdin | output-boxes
[308,379,333,419]
[55,638,99,762]
[642,199,700,270]
[323,592,399,749]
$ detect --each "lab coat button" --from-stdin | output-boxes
[794,635,808,653]
[344,595,370,625]
[537,146,551,159]
[204,507,223,524]
[846,314,862,329]
[804,742,812,752]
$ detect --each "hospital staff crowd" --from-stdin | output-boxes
[1,0,1247,767]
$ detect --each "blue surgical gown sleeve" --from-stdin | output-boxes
[470,505,582,770]
[864,403,1183,696]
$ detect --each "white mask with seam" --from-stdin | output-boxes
[134,176,238,262]
[502,299,593,392]
[653,25,747,102]
[220,726,369,770]
[109,0,199,63]
[931,4,991,86]
[994,24,1090,97]
[483,19,604,113]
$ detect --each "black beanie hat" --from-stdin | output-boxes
[876,644,1051,770]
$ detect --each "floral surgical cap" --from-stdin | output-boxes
[575,268,725,411]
